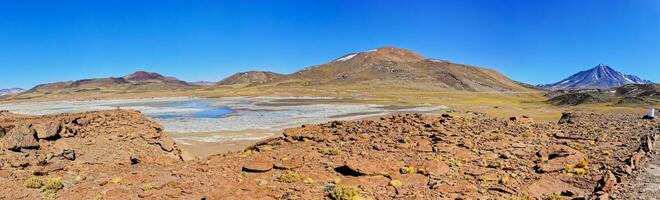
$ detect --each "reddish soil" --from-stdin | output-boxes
[0,110,657,199]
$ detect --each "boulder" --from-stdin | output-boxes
[242,161,273,172]
[344,160,381,175]
[536,145,586,172]
[524,176,585,197]
[158,136,175,152]
[420,159,450,177]
[558,112,575,124]
[274,157,303,170]
[1,123,39,151]
[34,121,61,139]
[594,170,617,193]
[53,140,76,160]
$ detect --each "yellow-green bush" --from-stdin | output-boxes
[320,147,341,156]
[42,177,63,191]
[278,172,301,183]
[329,186,366,200]
[24,177,43,189]
[400,166,416,174]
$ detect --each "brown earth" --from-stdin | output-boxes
[217,71,285,86]
[0,110,657,199]
[263,47,532,92]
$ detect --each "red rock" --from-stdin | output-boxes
[158,136,175,152]
[524,176,585,197]
[420,159,449,177]
[242,161,273,172]
[1,123,39,151]
[33,121,61,139]
[274,157,303,170]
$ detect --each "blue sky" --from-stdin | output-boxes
[1,0,658,89]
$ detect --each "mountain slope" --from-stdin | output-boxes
[217,71,284,86]
[23,71,192,95]
[540,64,652,90]
[267,47,530,92]
[0,88,25,96]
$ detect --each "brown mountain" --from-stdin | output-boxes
[217,71,284,86]
[22,71,192,95]
[250,47,530,92]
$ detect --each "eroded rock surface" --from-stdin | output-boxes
[0,111,656,199]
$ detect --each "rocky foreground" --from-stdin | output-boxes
[0,110,657,199]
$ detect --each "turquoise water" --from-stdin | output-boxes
[111,100,233,119]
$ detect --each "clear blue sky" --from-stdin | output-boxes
[1,0,658,89]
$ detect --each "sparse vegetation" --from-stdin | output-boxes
[110,177,122,184]
[400,166,416,174]
[329,186,366,200]
[278,172,301,183]
[42,177,63,191]
[140,183,154,191]
[388,179,402,187]
[303,178,315,184]
[24,177,43,189]
[320,147,341,156]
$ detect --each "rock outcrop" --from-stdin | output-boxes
[0,110,656,199]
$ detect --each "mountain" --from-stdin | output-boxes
[539,64,653,90]
[250,47,530,92]
[217,71,284,86]
[22,71,192,95]
[0,88,25,96]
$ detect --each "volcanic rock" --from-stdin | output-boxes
[242,160,273,172]
[1,123,39,151]
[34,121,61,139]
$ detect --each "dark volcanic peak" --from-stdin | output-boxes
[124,71,167,81]
[540,64,653,90]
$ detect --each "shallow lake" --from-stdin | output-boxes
[0,97,447,146]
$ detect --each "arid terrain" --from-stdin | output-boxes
[0,47,657,199]
[0,108,657,199]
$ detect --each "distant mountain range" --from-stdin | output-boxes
[23,71,192,96]
[539,64,653,90]
[21,47,652,100]
[218,47,530,92]
[0,88,25,96]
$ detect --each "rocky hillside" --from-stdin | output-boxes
[217,71,284,86]
[545,84,659,106]
[19,71,192,96]
[0,110,656,199]
[540,64,653,90]
[0,88,25,96]
[229,47,531,92]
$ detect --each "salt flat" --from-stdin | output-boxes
[0,97,447,145]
